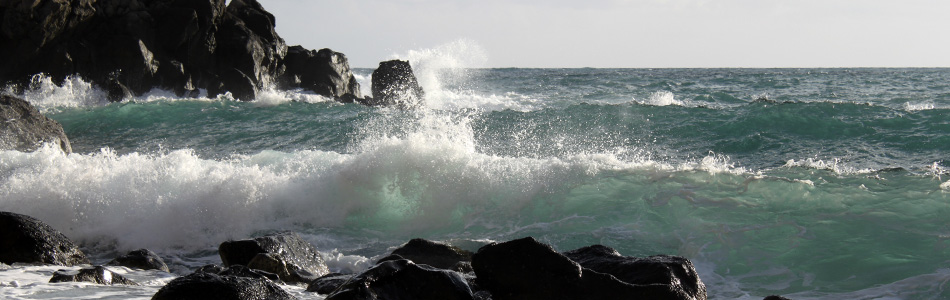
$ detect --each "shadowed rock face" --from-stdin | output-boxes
[218,232,329,284]
[0,211,89,266]
[367,60,424,107]
[0,95,71,153]
[378,238,473,270]
[107,249,170,272]
[0,0,360,102]
[151,272,297,300]
[326,259,475,300]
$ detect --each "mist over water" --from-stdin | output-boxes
[2,41,950,299]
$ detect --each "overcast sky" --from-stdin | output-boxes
[259,0,950,68]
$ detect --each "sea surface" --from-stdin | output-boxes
[2,57,950,299]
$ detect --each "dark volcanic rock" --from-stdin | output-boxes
[0,211,89,266]
[49,265,138,285]
[107,249,170,272]
[217,265,281,282]
[0,0,362,103]
[151,272,296,300]
[325,259,474,300]
[306,272,354,295]
[563,244,706,300]
[281,46,361,102]
[380,238,473,270]
[0,95,72,153]
[367,60,424,106]
[764,296,792,300]
[218,232,329,284]
[471,237,699,300]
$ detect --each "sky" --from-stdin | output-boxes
[259,0,950,68]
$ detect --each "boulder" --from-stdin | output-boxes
[0,211,89,266]
[49,266,138,285]
[325,259,474,300]
[216,265,281,282]
[471,237,699,300]
[107,249,170,272]
[151,272,296,300]
[563,245,706,300]
[281,46,362,102]
[306,272,354,294]
[218,232,329,284]
[367,60,424,106]
[379,238,473,270]
[0,95,72,153]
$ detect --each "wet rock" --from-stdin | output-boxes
[49,266,138,285]
[0,211,88,266]
[152,272,296,300]
[471,237,699,300]
[764,296,792,300]
[108,249,170,272]
[306,272,354,294]
[563,244,706,299]
[367,60,424,106]
[325,259,474,300]
[0,95,72,153]
[380,238,473,270]
[218,232,329,284]
[281,46,362,102]
[217,265,281,282]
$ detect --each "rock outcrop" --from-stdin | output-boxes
[218,232,329,284]
[470,237,705,300]
[281,46,362,102]
[151,272,296,300]
[49,265,138,285]
[0,211,89,266]
[325,259,475,300]
[367,60,424,106]
[0,95,71,153]
[0,0,361,102]
[378,238,473,270]
[563,244,706,299]
[107,248,170,272]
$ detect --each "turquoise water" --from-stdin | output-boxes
[2,68,950,299]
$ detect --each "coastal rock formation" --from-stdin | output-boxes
[107,249,170,272]
[0,95,71,153]
[367,60,424,106]
[281,46,362,102]
[325,259,475,300]
[563,245,706,299]
[0,211,89,266]
[0,0,360,102]
[471,237,704,300]
[378,238,473,270]
[49,266,138,285]
[151,272,296,300]
[306,273,353,294]
[218,232,329,284]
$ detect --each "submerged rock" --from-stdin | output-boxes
[326,259,474,300]
[0,211,88,266]
[108,249,170,272]
[367,60,424,106]
[151,272,296,300]
[0,95,71,153]
[218,232,329,284]
[379,238,473,270]
[49,266,138,285]
[471,237,702,300]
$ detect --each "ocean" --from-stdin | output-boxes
[2,64,950,299]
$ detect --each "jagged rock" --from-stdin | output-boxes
[151,272,296,300]
[107,249,170,272]
[0,95,72,153]
[0,0,362,103]
[0,211,88,266]
[218,232,329,284]
[325,259,474,300]
[367,60,424,106]
[281,46,361,102]
[306,273,354,294]
[471,237,700,300]
[563,245,706,300]
[49,266,138,285]
[379,238,473,270]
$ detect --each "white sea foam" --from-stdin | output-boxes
[4,74,110,110]
[636,91,687,107]
[783,158,875,175]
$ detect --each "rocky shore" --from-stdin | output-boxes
[0,210,794,300]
